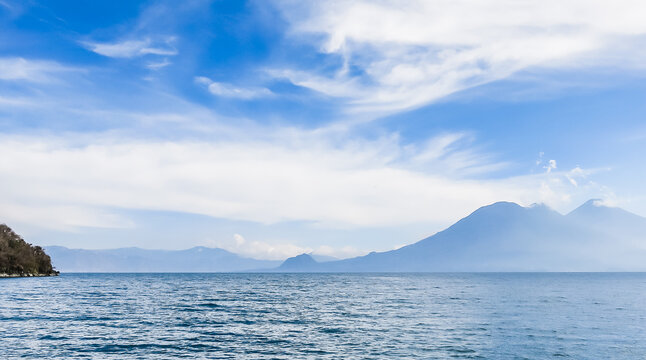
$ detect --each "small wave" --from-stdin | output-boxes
[319,327,346,334]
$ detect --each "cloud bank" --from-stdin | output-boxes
[201,233,363,260]
[0,131,608,233]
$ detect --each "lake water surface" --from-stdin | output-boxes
[1,273,645,359]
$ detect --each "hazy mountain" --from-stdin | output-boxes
[567,199,646,237]
[277,253,319,272]
[47,199,646,273]
[275,200,646,272]
[46,246,280,272]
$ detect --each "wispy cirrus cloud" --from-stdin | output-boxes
[195,76,273,99]
[0,95,33,107]
[272,0,646,115]
[0,57,79,83]
[146,58,172,70]
[83,37,178,58]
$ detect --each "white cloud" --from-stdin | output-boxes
[532,162,613,210]
[0,131,608,234]
[545,159,557,173]
[204,233,311,260]
[536,152,545,166]
[195,76,272,99]
[272,0,646,114]
[593,198,619,208]
[312,245,364,259]
[146,58,172,70]
[234,233,246,247]
[0,57,77,83]
[0,0,22,16]
[84,38,177,58]
[203,233,365,260]
[565,166,587,187]
[0,202,134,232]
[0,95,33,106]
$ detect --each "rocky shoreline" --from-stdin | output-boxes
[0,272,59,278]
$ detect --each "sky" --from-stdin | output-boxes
[1,0,646,260]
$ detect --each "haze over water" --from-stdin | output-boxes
[2,273,645,359]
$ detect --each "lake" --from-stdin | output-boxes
[1,273,645,359]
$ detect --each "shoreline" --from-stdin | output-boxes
[0,273,60,278]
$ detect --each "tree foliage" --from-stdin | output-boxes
[0,224,58,275]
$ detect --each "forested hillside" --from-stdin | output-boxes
[0,224,58,276]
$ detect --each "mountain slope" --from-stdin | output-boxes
[46,246,280,272]
[277,200,646,272]
[277,253,319,272]
[567,199,646,236]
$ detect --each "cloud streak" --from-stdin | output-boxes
[83,38,178,58]
[195,77,273,99]
[273,0,646,115]
[0,57,78,83]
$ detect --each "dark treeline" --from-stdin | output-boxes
[0,224,58,276]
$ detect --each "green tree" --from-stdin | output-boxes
[0,224,58,276]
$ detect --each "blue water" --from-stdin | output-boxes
[1,273,645,359]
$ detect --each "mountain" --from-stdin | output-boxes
[567,199,646,235]
[277,253,319,272]
[46,246,280,272]
[275,200,646,272]
[1,224,58,277]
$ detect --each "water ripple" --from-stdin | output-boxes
[1,273,646,359]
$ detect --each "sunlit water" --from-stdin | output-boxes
[1,273,645,359]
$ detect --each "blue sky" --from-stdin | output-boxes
[1,0,646,259]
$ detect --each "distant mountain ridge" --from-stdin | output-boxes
[46,199,646,272]
[46,246,280,272]
[276,200,646,272]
